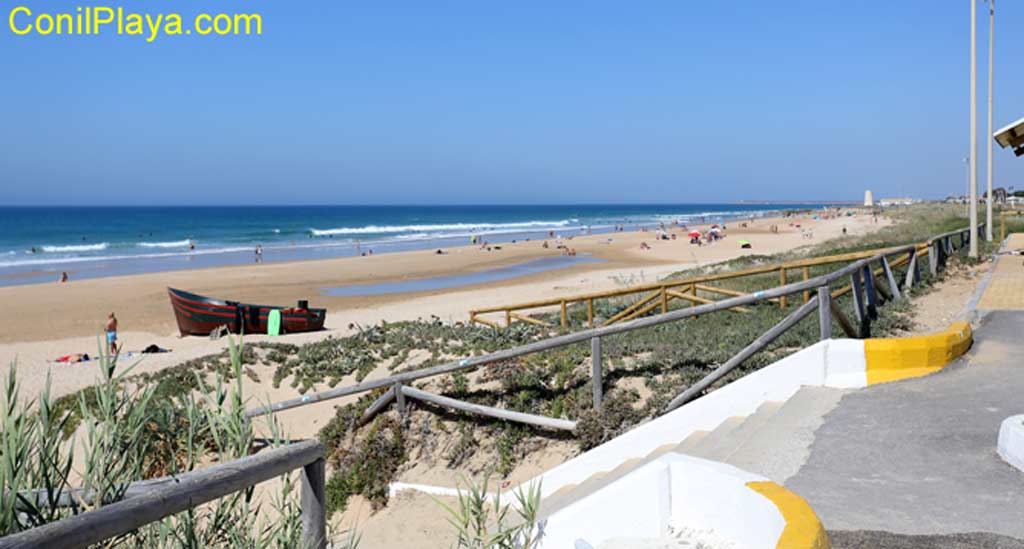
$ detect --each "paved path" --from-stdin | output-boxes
[787,309,1024,538]
[977,233,1024,310]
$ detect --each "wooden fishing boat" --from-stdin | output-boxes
[168,287,326,336]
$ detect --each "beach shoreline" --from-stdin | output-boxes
[0,209,881,404]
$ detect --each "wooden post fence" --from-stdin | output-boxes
[817,286,831,340]
[0,441,327,549]
[591,336,603,410]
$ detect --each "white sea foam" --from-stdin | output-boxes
[138,240,191,248]
[309,220,572,236]
[41,243,109,253]
[0,245,252,269]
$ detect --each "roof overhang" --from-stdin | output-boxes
[994,116,1024,157]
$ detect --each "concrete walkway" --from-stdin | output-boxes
[977,233,1024,310]
[786,309,1024,539]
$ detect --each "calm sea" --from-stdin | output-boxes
[0,204,831,286]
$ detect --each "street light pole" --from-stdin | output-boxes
[970,0,979,258]
[985,0,994,241]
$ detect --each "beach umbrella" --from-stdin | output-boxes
[709,227,721,234]
[738,240,750,245]
[688,230,701,237]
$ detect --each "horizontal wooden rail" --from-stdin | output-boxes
[665,296,821,411]
[400,385,577,431]
[667,290,751,313]
[247,242,931,419]
[248,226,978,421]
[0,441,327,549]
[470,244,924,320]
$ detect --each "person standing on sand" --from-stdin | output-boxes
[255,244,263,263]
[105,312,118,355]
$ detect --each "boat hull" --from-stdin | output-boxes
[168,288,326,336]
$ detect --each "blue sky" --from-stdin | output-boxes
[1,1,1021,205]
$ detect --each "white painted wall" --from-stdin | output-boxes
[542,453,785,549]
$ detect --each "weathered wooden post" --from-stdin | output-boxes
[587,298,594,328]
[779,267,788,309]
[929,242,939,276]
[881,256,901,300]
[560,301,568,328]
[818,286,831,341]
[660,287,668,314]
[803,266,811,303]
[904,248,918,291]
[850,268,868,337]
[850,269,865,324]
[301,458,327,549]
[862,265,879,320]
[394,383,406,416]
[591,336,603,410]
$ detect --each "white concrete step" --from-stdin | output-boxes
[537,420,737,521]
[674,430,709,453]
[720,385,845,483]
[687,401,783,462]
[683,416,745,459]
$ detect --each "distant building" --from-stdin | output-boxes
[864,190,874,207]
[878,197,919,207]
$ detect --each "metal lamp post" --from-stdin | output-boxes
[985,0,995,241]
[969,0,979,258]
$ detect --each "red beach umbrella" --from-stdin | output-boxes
[688,230,701,237]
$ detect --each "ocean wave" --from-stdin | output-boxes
[0,245,257,269]
[309,220,572,237]
[138,240,191,248]
[41,243,109,253]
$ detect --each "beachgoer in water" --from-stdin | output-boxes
[105,312,118,355]
[58,272,68,283]
[189,240,195,251]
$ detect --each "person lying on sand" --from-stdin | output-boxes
[56,353,90,363]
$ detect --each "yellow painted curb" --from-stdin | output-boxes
[864,321,973,385]
[746,481,830,549]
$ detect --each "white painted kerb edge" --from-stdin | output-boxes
[542,453,785,549]
[997,415,1024,473]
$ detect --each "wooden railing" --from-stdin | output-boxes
[467,230,977,330]
[4,227,981,547]
[0,441,327,549]
[245,225,981,432]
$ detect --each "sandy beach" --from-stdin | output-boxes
[0,210,881,406]
[0,209,888,547]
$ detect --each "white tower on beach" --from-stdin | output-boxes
[864,190,874,207]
